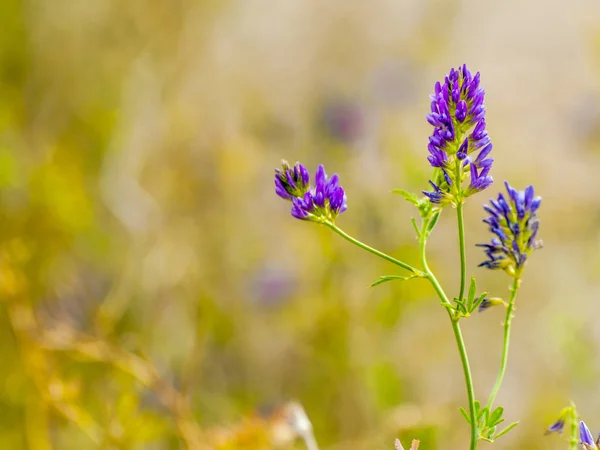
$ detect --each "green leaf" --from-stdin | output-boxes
[370,275,418,287]
[488,406,504,426]
[392,189,420,206]
[440,303,456,314]
[467,278,477,305]
[453,297,467,315]
[482,406,490,425]
[426,210,441,235]
[410,217,421,238]
[470,292,488,313]
[493,421,519,440]
[476,403,487,421]
[458,407,471,424]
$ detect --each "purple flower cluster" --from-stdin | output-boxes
[424,65,494,203]
[477,182,542,274]
[274,161,347,222]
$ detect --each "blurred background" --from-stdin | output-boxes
[2,0,600,448]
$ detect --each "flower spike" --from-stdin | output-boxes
[424,65,493,204]
[478,182,542,275]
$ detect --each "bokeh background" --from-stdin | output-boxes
[2,0,600,449]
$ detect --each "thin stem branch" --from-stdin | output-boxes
[325,222,421,275]
[419,216,478,450]
[486,275,521,411]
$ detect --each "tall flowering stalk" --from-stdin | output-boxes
[272,65,542,450]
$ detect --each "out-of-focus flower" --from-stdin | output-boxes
[544,417,565,435]
[580,421,598,449]
[477,182,542,275]
[423,65,493,204]
[322,99,365,144]
[274,162,347,223]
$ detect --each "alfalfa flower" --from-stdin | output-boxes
[580,421,599,449]
[274,162,347,223]
[424,65,493,204]
[274,160,311,200]
[477,182,542,275]
[544,417,565,435]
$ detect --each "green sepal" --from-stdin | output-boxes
[370,274,419,287]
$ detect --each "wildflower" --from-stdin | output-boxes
[544,418,565,435]
[274,161,310,200]
[424,65,493,204]
[478,297,504,313]
[274,163,347,223]
[422,179,452,205]
[580,421,598,449]
[477,182,542,275]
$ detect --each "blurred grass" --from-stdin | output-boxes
[1,0,600,449]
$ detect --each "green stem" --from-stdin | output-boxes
[325,222,420,274]
[486,275,521,411]
[420,217,478,450]
[456,201,467,302]
[569,404,578,450]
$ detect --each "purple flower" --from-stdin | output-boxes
[424,65,493,203]
[422,180,451,205]
[545,418,565,435]
[275,162,347,222]
[274,160,310,200]
[580,421,598,449]
[478,297,504,312]
[477,182,542,275]
[466,164,493,195]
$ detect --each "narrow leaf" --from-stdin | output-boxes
[426,210,441,235]
[488,406,504,425]
[493,421,519,440]
[441,303,456,314]
[371,275,418,287]
[410,217,421,238]
[453,297,468,316]
[478,405,488,421]
[470,292,488,313]
[467,277,477,305]
[458,407,471,424]
[392,189,420,205]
